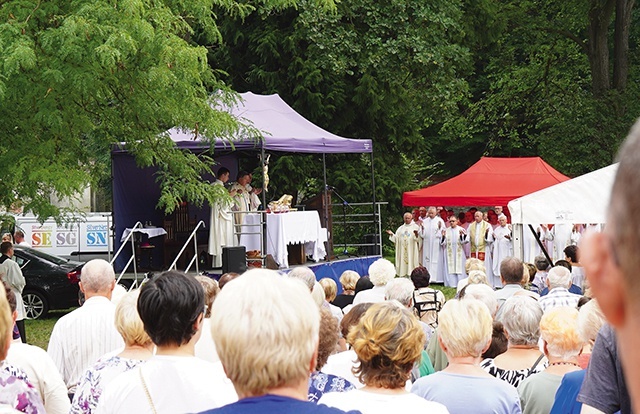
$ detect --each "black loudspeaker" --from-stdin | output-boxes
[222,246,247,274]
[363,234,381,256]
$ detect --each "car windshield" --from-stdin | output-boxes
[18,247,69,265]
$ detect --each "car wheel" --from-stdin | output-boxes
[118,279,134,291]
[23,291,49,320]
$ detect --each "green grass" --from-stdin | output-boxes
[431,284,457,300]
[24,309,73,350]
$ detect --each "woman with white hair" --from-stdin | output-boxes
[426,283,498,372]
[412,299,521,414]
[481,296,546,388]
[455,258,486,294]
[71,290,153,413]
[517,307,584,414]
[352,259,395,305]
[319,302,448,413]
[548,299,606,414]
[576,299,605,368]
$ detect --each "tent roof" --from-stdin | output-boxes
[508,163,618,225]
[402,157,570,207]
[166,92,372,154]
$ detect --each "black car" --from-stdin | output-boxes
[13,246,83,319]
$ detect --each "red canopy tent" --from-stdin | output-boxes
[402,157,570,207]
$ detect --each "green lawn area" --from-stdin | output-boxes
[24,309,73,350]
[431,284,457,301]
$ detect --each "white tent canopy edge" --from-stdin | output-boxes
[508,163,618,262]
[508,163,618,225]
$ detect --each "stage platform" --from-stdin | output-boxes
[118,255,382,294]
[297,255,381,292]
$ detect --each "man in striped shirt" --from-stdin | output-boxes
[538,266,581,313]
[48,259,124,398]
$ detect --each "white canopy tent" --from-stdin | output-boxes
[508,163,618,225]
[508,163,618,261]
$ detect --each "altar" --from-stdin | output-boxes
[239,211,328,269]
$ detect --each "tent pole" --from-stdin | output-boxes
[370,151,379,256]
[323,153,331,262]
[261,145,267,266]
[529,224,553,266]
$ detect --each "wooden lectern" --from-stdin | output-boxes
[303,190,333,259]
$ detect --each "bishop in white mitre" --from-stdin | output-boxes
[386,212,421,277]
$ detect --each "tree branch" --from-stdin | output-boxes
[542,27,589,55]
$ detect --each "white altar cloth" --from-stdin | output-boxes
[120,227,167,242]
[239,211,327,269]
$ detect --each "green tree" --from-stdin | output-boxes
[462,0,640,176]
[212,0,471,220]
[0,0,323,220]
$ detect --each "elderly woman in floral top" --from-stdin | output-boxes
[71,290,154,413]
[0,282,45,413]
[308,307,355,402]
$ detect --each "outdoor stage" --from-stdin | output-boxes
[201,255,381,294]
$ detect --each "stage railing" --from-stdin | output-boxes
[169,220,206,274]
[330,202,387,257]
[232,210,265,267]
[111,221,142,290]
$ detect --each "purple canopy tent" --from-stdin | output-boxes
[111,92,375,270]
[168,92,373,154]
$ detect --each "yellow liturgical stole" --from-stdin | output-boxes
[469,221,490,253]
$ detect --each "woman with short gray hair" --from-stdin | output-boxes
[480,296,547,387]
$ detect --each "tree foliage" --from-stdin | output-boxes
[211,0,471,220]
[460,0,640,176]
[0,0,312,220]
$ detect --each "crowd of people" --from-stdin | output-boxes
[386,205,593,290]
[2,121,640,414]
[0,249,621,414]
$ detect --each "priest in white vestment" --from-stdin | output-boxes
[386,212,421,277]
[208,168,236,268]
[419,207,445,283]
[440,217,468,287]
[550,223,572,262]
[492,214,513,286]
[230,171,261,237]
[522,224,543,263]
[539,224,555,261]
[468,211,494,282]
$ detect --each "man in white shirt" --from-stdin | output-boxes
[96,271,236,414]
[47,259,124,396]
[538,266,581,313]
[13,230,31,247]
[0,242,27,342]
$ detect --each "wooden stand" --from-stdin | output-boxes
[303,191,333,258]
[287,243,306,266]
